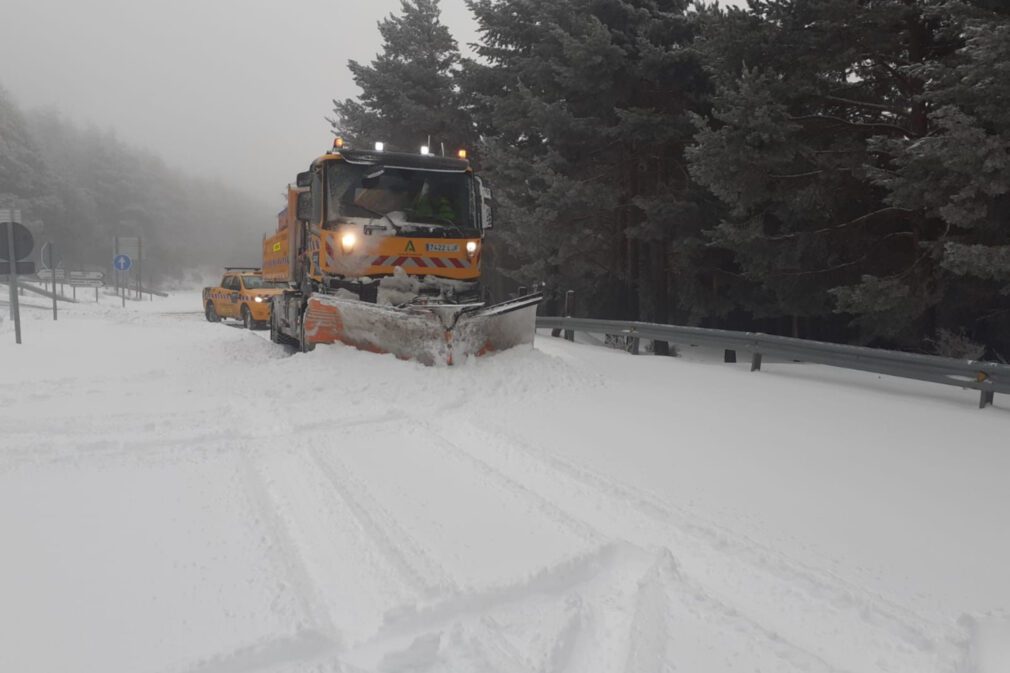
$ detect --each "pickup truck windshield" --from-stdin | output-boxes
[242,277,286,290]
[327,163,474,232]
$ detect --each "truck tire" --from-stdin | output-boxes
[205,302,220,323]
[269,301,298,346]
[242,305,254,330]
[269,311,281,343]
[298,316,315,353]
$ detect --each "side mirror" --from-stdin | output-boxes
[476,177,494,230]
[296,171,312,188]
[296,191,312,222]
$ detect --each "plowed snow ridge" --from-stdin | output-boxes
[1,292,1008,673]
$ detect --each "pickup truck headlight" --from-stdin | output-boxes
[341,232,357,254]
[254,296,265,303]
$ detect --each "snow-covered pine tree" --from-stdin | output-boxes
[0,85,55,215]
[690,0,1010,353]
[464,0,718,332]
[331,0,472,155]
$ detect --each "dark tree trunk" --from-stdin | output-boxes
[653,240,671,355]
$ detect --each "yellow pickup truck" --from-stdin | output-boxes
[203,269,286,329]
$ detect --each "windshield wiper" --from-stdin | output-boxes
[355,205,402,233]
[407,216,467,238]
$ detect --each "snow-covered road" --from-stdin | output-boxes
[1,292,1008,673]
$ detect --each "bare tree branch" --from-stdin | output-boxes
[768,169,824,179]
[765,206,912,242]
[769,231,917,277]
[822,95,907,115]
[789,114,916,136]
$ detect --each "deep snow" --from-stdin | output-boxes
[0,290,1008,673]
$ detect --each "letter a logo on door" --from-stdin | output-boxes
[405,240,416,253]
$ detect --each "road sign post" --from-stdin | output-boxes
[1,209,28,344]
[138,238,143,301]
[114,253,132,308]
[49,242,57,321]
[140,235,146,299]
[68,270,104,305]
[5,221,21,343]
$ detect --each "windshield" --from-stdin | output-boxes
[327,163,474,231]
[242,276,286,290]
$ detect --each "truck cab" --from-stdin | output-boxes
[263,142,494,305]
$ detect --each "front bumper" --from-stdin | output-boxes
[249,302,272,321]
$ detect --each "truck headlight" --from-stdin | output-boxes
[254,296,265,303]
[341,232,357,254]
[466,241,478,258]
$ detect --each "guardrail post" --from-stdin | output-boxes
[518,285,527,297]
[724,349,737,363]
[629,330,640,355]
[980,391,995,409]
[564,290,575,342]
[751,353,763,372]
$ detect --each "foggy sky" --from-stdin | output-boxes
[1,0,745,211]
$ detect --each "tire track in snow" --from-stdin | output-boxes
[0,410,405,472]
[404,415,607,547]
[234,454,344,643]
[414,426,856,666]
[622,549,847,673]
[437,417,966,673]
[390,416,850,673]
[347,541,845,673]
[310,445,458,600]
[345,543,625,673]
[172,453,346,673]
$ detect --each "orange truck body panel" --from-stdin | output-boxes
[317,232,481,281]
[262,187,301,283]
[262,230,291,283]
[264,227,482,285]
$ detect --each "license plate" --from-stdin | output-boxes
[426,243,459,253]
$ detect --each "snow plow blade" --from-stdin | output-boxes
[303,293,544,365]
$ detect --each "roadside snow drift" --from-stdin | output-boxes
[1,291,1007,673]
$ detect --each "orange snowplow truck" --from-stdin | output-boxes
[264,140,542,363]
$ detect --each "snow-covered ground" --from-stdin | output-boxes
[1,290,1008,673]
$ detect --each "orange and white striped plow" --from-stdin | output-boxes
[302,293,544,366]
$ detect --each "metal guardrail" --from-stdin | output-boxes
[1,281,76,303]
[138,286,170,298]
[536,316,1010,409]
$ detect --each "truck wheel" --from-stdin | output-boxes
[205,302,220,323]
[298,316,315,353]
[242,305,254,330]
[270,311,281,343]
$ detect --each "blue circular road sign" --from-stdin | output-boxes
[114,254,133,271]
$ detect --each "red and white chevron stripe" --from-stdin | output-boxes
[371,256,473,269]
